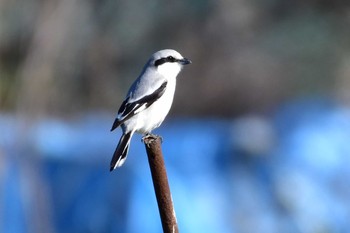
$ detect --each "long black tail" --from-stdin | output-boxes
[110,131,133,171]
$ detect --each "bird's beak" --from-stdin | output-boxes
[179,58,192,65]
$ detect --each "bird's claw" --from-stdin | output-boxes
[141,133,163,144]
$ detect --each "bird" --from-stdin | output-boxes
[110,49,191,171]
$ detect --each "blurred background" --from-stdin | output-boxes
[1,0,350,232]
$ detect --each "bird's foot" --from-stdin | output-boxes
[141,133,163,144]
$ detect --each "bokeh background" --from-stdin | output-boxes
[1,0,350,233]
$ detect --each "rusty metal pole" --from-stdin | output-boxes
[143,134,179,233]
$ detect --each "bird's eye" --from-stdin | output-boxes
[167,56,175,62]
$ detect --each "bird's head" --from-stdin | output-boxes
[150,49,191,77]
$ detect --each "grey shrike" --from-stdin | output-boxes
[110,49,191,171]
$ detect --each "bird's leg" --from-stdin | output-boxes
[141,133,153,143]
[141,133,163,143]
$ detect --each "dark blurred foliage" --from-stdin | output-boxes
[1,0,350,117]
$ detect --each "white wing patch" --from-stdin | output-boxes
[111,81,168,131]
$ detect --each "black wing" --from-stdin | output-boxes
[110,81,167,131]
